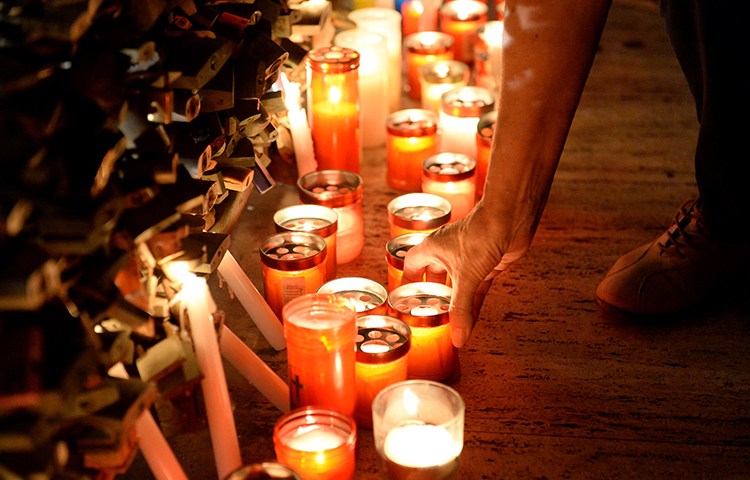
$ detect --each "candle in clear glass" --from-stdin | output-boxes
[473,20,504,95]
[475,110,496,202]
[318,277,388,317]
[387,192,452,238]
[260,231,328,319]
[306,46,361,173]
[225,462,302,479]
[439,85,495,160]
[404,32,454,101]
[371,380,464,480]
[421,152,477,222]
[298,169,364,264]
[273,204,339,281]
[419,60,470,113]
[334,28,389,149]
[387,282,458,382]
[347,8,402,113]
[438,0,488,64]
[354,315,411,428]
[386,109,440,192]
[282,293,357,415]
[273,407,357,480]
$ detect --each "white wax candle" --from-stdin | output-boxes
[285,424,348,451]
[384,424,459,468]
[108,363,188,480]
[438,113,480,160]
[220,324,290,412]
[181,275,242,480]
[282,74,317,177]
[217,250,286,351]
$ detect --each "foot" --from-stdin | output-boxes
[595,198,749,314]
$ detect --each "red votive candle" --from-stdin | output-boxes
[387,192,452,238]
[387,282,459,382]
[386,108,440,192]
[273,204,339,281]
[421,152,477,222]
[404,32,454,100]
[439,0,488,64]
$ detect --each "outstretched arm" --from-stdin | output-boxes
[403,0,613,347]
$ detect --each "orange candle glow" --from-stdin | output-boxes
[439,0,488,64]
[283,293,357,415]
[421,152,477,222]
[401,0,423,38]
[274,407,357,480]
[274,204,339,281]
[387,192,452,238]
[386,109,440,192]
[419,60,470,113]
[404,32,454,100]
[260,232,328,319]
[307,46,361,173]
[475,110,496,201]
[387,282,458,382]
[318,277,388,317]
[354,315,411,428]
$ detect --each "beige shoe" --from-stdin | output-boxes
[595,198,749,314]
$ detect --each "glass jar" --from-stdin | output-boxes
[473,20,504,94]
[438,0,488,64]
[260,231,328,318]
[387,192,452,238]
[306,46,361,173]
[273,204,339,281]
[421,152,477,222]
[439,85,495,160]
[298,169,364,264]
[386,109,440,192]
[419,60,470,113]
[404,32,454,100]
[317,276,388,317]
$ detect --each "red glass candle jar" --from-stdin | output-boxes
[439,0,488,64]
[260,231,328,319]
[404,32,454,100]
[306,46,361,173]
[386,108,440,192]
[421,152,477,222]
[387,192,452,238]
[273,204,339,281]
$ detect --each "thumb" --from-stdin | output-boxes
[448,274,482,348]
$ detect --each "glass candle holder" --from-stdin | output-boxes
[260,231,328,319]
[387,282,458,382]
[273,407,357,480]
[225,462,302,479]
[273,204,339,281]
[347,8,402,113]
[386,232,452,293]
[283,293,357,415]
[419,60,470,113]
[386,109,440,192]
[306,46,361,173]
[404,32,454,100]
[371,380,464,479]
[317,277,388,317]
[334,28,389,149]
[439,85,495,160]
[438,0,488,64]
[387,193,452,238]
[473,20,504,94]
[298,169,364,264]
[354,315,411,428]
[475,109,496,202]
[421,152,477,222]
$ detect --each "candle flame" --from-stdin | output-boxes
[412,0,424,15]
[403,387,421,416]
[329,85,342,105]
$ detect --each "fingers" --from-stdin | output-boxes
[402,239,446,283]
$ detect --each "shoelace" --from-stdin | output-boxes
[658,199,707,259]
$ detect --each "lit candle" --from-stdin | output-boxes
[404,32,454,101]
[273,204,339,281]
[179,275,242,480]
[260,231,328,318]
[334,28,389,149]
[307,46,361,173]
[400,0,423,37]
[217,250,287,351]
[387,192,452,238]
[281,73,317,177]
[475,110,496,201]
[439,85,495,160]
[421,152,477,222]
[318,276,388,316]
[220,324,291,413]
[387,282,458,382]
[283,293,357,415]
[371,380,465,480]
[347,7,402,112]
[273,407,357,480]
[419,60,470,113]
[439,0,488,64]
[354,315,411,428]
[473,20,504,96]
[386,109,440,192]
[298,169,364,264]
[108,363,188,480]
